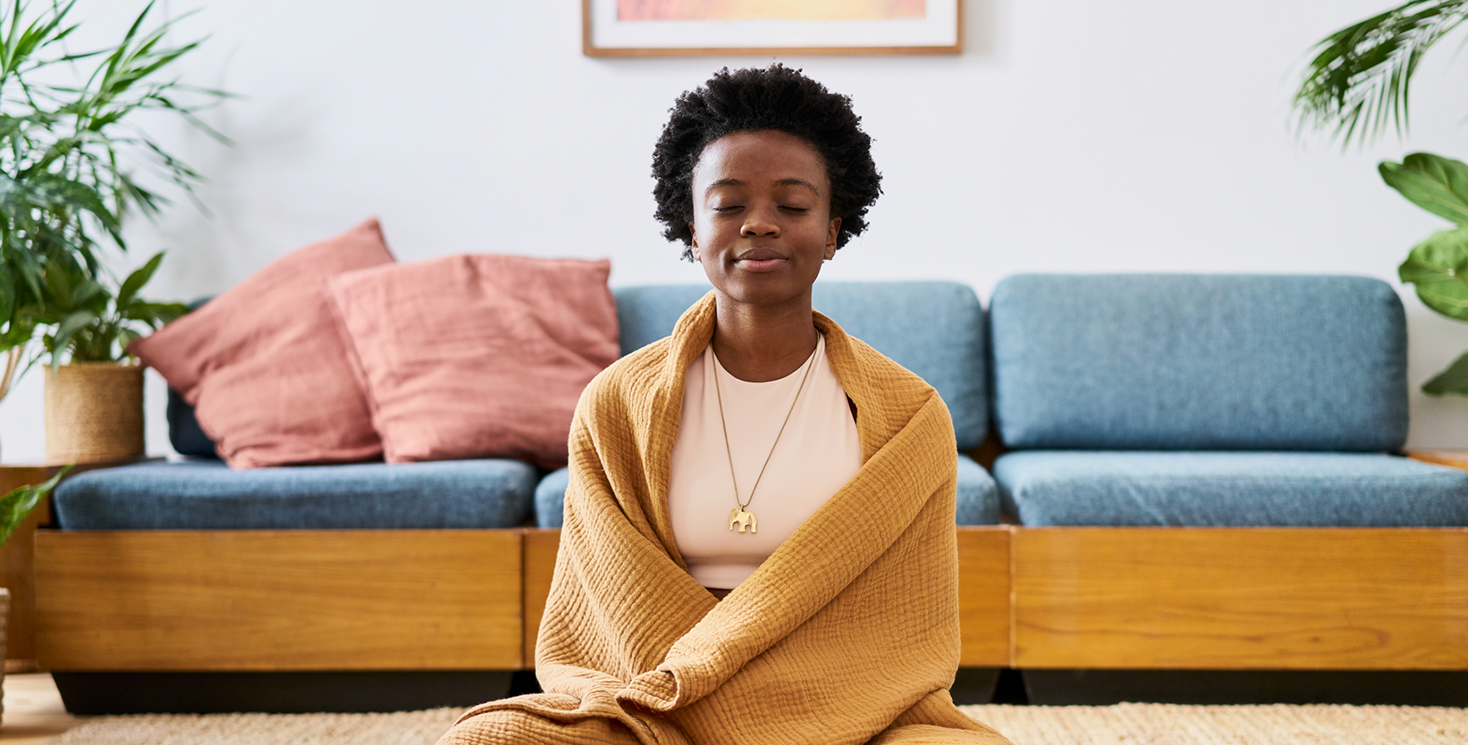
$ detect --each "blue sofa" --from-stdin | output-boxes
[32,274,1468,713]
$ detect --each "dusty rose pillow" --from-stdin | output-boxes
[130,218,395,468]
[326,254,619,468]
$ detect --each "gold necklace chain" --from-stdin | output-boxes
[712,339,819,514]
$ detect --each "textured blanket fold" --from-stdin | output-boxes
[441,292,1011,745]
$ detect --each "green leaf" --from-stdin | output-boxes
[122,299,185,326]
[1399,226,1468,319]
[0,466,69,547]
[116,251,163,309]
[1380,152,1468,225]
[117,326,140,353]
[1292,1,1468,148]
[47,308,97,367]
[43,261,73,311]
[0,262,14,323]
[1423,350,1468,395]
[68,278,106,311]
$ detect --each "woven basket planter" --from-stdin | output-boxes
[44,362,145,463]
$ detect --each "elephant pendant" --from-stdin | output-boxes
[728,507,757,534]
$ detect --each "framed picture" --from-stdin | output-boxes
[582,0,963,57]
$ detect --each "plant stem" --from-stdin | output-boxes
[0,344,23,402]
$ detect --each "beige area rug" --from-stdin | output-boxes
[50,707,464,745]
[960,704,1468,745]
[46,704,1468,744]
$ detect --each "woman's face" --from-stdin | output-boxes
[689,129,840,311]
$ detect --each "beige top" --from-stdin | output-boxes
[668,334,863,590]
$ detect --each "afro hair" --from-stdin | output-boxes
[651,64,882,261]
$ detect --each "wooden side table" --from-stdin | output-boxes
[0,458,156,672]
[1405,450,1468,471]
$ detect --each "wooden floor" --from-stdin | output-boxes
[0,674,83,742]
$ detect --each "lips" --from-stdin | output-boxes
[737,248,785,261]
[734,248,789,272]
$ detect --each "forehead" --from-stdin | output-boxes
[692,130,828,188]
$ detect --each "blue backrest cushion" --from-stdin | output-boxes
[615,282,989,450]
[162,296,221,459]
[167,386,220,458]
[989,274,1409,452]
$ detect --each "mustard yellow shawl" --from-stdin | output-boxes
[441,292,1010,745]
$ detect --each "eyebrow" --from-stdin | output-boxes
[704,178,822,195]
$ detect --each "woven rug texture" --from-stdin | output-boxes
[50,707,464,745]
[48,703,1468,744]
[962,703,1468,745]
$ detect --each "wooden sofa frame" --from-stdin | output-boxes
[32,525,1468,674]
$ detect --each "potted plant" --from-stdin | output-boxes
[40,252,185,461]
[1294,0,1468,395]
[0,465,66,723]
[0,0,225,461]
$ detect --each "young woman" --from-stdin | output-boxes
[439,65,1011,745]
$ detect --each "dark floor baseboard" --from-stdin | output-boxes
[1021,669,1468,706]
[55,667,1466,714]
[52,671,514,715]
[950,668,1003,705]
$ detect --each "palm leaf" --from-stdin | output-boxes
[1294,0,1468,147]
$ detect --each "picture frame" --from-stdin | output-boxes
[582,0,963,57]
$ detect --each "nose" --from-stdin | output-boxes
[740,205,780,238]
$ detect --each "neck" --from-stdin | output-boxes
[710,292,819,383]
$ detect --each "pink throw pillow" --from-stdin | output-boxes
[327,254,619,468]
[130,218,395,468]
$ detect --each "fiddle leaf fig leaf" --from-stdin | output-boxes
[1380,153,1468,226]
[1422,351,1468,396]
[1398,226,1468,321]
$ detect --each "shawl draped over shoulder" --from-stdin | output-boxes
[439,292,1011,745]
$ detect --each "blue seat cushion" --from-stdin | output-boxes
[54,459,538,530]
[534,453,999,528]
[615,282,989,450]
[956,453,1001,525]
[989,274,1409,452]
[993,451,1468,527]
[535,467,570,528]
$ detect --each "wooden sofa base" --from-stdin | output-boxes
[1012,527,1468,670]
[34,530,524,671]
[34,526,1468,677]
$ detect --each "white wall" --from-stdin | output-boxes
[6,0,1468,461]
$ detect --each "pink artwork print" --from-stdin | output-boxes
[617,0,926,22]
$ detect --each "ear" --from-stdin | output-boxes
[824,217,841,260]
[689,223,700,259]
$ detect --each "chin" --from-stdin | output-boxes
[717,275,814,308]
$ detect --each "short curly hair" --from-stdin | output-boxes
[651,64,882,261]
